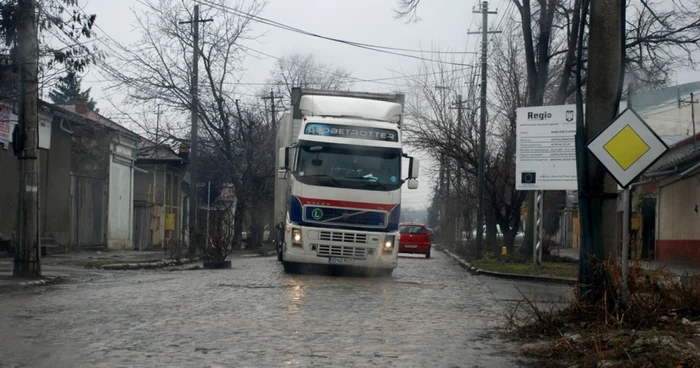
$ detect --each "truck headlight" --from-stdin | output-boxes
[383,235,395,253]
[292,229,302,244]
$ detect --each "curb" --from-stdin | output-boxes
[476,269,577,285]
[438,247,577,285]
[101,257,198,271]
[240,251,276,258]
[0,276,64,293]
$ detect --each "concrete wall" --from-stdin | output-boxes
[0,107,71,246]
[641,96,698,137]
[42,117,73,245]
[656,171,700,262]
[71,123,112,178]
[0,142,20,242]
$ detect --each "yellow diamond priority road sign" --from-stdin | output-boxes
[603,125,650,170]
[587,108,669,188]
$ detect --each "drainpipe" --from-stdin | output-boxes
[679,160,700,178]
[644,166,679,178]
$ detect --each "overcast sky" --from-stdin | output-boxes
[72,0,699,210]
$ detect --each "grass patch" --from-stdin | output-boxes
[471,257,578,279]
[506,259,700,367]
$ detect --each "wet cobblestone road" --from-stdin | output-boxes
[0,251,570,367]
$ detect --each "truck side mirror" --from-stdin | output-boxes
[278,147,289,170]
[408,157,420,179]
[407,178,419,190]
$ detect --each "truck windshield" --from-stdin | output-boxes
[295,141,402,191]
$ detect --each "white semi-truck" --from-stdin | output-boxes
[274,87,420,275]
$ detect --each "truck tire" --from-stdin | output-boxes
[283,261,299,274]
[425,250,431,259]
[277,243,284,262]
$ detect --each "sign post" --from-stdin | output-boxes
[587,108,668,303]
[532,190,544,265]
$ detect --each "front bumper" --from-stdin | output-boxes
[399,243,431,254]
[284,225,399,269]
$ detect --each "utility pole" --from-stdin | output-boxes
[261,90,276,129]
[14,0,41,278]
[577,0,623,300]
[154,103,161,157]
[691,93,697,148]
[451,95,469,243]
[468,1,499,258]
[179,5,213,256]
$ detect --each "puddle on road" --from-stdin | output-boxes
[216,283,297,289]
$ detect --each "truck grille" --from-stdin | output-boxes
[317,244,367,260]
[319,231,368,244]
[304,207,387,227]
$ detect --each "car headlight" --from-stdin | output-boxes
[292,229,302,244]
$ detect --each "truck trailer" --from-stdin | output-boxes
[274,87,420,275]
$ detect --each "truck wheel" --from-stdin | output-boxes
[283,262,299,274]
[382,269,394,277]
[425,250,431,259]
[277,244,284,262]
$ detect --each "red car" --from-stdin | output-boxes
[398,222,432,258]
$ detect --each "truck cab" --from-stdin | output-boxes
[275,88,420,275]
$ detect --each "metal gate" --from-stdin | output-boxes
[72,175,107,247]
[133,204,153,251]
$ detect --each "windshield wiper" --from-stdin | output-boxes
[344,176,389,190]
[304,174,341,187]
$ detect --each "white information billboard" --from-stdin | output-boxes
[515,104,583,191]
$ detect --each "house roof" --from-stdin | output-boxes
[660,134,689,146]
[136,140,184,162]
[38,101,91,126]
[218,186,236,202]
[646,132,700,174]
[56,104,141,140]
[57,103,185,162]
[622,81,700,114]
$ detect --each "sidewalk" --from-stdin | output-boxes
[554,247,700,276]
[0,250,194,292]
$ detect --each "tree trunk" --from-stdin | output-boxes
[233,201,246,249]
[249,209,264,249]
[462,207,472,247]
[485,208,498,254]
[585,0,622,261]
[575,0,623,302]
[502,228,517,254]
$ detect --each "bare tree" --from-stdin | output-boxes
[401,45,529,252]
[103,0,271,250]
[0,0,101,100]
[266,53,354,101]
[395,0,700,238]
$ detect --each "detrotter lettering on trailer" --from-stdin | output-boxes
[303,123,399,142]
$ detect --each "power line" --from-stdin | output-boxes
[194,0,475,66]
[62,2,473,102]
